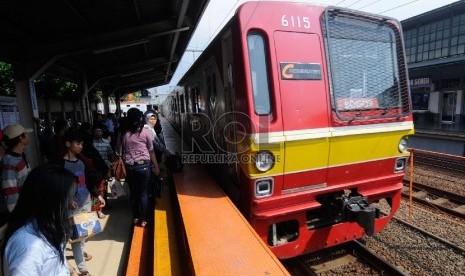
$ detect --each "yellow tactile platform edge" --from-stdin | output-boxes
[154,181,183,275]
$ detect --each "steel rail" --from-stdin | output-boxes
[391,216,465,255]
[348,240,409,276]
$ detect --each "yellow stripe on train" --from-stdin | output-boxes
[238,122,414,177]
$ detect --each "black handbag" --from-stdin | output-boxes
[165,152,183,172]
[154,177,164,198]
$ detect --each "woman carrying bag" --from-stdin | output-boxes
[123,108,160,228]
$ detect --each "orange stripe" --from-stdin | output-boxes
[175,164,290,275]
[125,226,150,276]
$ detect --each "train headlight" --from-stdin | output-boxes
[255,151,274,172]
[398,137,408,153]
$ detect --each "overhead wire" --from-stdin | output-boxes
[378,0,421,14]
[346,0,368,8]
[206,0,240,46]
[174,0,240,83]
[359,0,383,10]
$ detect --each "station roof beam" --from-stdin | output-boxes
[0,0,209,96]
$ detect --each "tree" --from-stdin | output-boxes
[0,63,79,100]
[35,75,78,101]
[0,62,16,96]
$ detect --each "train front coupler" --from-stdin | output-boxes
[341,196,376,236]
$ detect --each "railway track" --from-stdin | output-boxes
[410,148,465,173]
[364,210,465,275]
[391,215,465,254]
[283,241,408,275]
[402,180,465,219]
[282,149,465,275]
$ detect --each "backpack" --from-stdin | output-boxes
[79,153,104,192]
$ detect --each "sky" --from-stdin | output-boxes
[150,0,460,98]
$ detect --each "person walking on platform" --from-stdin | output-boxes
[0,124,32,212]
[92,123,113,171]
[153,106,165,145]
[123,108,160,228]
[76,124,110,219]
[143,112,169,163]
[55,129,105,276]
[2,164,78,276]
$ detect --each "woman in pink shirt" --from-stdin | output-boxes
[122,108,160,227]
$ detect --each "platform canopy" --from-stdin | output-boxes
[0,0,210,96]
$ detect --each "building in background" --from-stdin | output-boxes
[402,0,465,133]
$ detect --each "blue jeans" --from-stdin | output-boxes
[126,163,153,222]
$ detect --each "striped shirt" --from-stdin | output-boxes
[93,138,113,167]
[1,152,30,212]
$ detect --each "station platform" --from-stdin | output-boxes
[154,116,290,275]
[65,115,290,276]
[410,128,465,156]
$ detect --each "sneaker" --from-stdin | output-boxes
[97,211,106,219]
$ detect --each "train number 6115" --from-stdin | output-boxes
[281,15,310,29]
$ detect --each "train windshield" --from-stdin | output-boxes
[323,10,410,120]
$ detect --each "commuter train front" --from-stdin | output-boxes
[162,1,414,259]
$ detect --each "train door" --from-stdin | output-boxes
[188,85,208,153]
[274,32,330,191]
[221,28,240,200]
[441,91,457,124]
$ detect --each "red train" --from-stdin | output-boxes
[163,1,414,259]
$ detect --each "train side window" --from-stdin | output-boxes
[211,73,217,102]
[175,93,179,113]
[197,89,204,112]
[205,72,217,105]
[180,94,185,113]
[185,88,190,112]
[247,33,271,115]
[227,64,234,88]
[191,87,200,113]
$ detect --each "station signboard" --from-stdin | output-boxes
[0,96,20,129]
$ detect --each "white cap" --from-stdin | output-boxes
[2,124,33,140]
